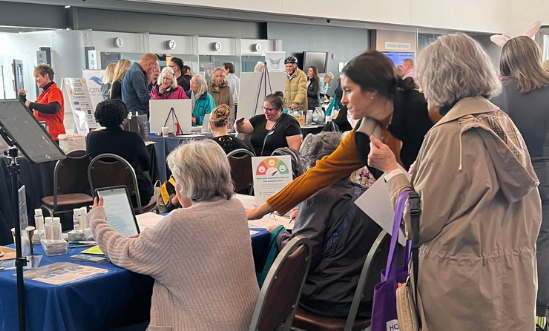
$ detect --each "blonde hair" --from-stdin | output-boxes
[500,36,549,93]
[167,140,233,202]
[159,67,177,89]
[192,74,208,97]
[209,104,231,128]
[254,62,265,72]
[113,59,131,82]
[417,34,501,107]
[543,60,549,72]
[103,63,116,84]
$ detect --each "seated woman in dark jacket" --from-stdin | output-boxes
[271,132,381,317]
[209,104,253,155]
[86,100,153,206]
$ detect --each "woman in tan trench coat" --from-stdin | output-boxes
[368,34,542,330]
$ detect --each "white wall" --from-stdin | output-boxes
[507,0,549,36]
[138,0,510,33]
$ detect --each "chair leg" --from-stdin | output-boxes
[41,205,53,217]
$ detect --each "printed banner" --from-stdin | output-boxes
[82,69,106,111]
[265,51,286,73]
[252,155,293,206]
[62,78,98,134]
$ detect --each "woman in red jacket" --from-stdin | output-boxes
[18,64,65,141]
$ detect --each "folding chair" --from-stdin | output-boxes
[41,150,94,217]
[88,153,155,214]
[291,231,391,331]
[249,236,312,331]
[227,148,255,195]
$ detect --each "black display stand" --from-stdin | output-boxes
[0,100,65,331]
[163,107,181,135]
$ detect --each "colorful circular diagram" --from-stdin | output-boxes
[255,158,290,176]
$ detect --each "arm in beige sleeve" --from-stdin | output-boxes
[88,207,172,279]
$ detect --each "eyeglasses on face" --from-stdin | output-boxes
[262,106,278,112]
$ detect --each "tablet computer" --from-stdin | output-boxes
[95,186,140,237]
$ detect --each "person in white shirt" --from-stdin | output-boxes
[224,62,240,120]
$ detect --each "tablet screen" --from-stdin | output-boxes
[96,186,140,237]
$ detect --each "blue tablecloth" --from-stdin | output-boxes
[149,135,208,182]
[0,228,270,331]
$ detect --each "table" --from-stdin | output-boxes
[0,144,160,234]
[148,134,208,182]
[300,124,324,136]
[0,228,270,331]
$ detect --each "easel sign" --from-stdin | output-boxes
[62,78,98,134]
[252,155,293,206]
[265,52,286,73]
[239,72,286,121]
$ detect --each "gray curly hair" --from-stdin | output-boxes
[300,132,342,170]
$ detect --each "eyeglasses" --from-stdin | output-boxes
[262,106,277,112]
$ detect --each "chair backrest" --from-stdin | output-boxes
[248,236,312,331]
[227,149,255,193]
[344,230,391,330]
[87,153,143,213]
[54,150,91,201]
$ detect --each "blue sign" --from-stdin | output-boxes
[382,52,414,66]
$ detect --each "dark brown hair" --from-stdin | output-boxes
[223,62,235,74]
[309,66,320,82]
[264,91,284,111]
[343,51,414,100]
[33,64,55,81]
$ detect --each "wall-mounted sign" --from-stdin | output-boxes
[166,40,177,50]
[384,42,411,51]
[113,37,124,48]
[212,42,222,51]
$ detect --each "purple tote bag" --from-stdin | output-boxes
[371,191,411,331]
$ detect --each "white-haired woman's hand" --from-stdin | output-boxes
[367,136,399,173]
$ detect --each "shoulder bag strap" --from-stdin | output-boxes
[408,190,422,328]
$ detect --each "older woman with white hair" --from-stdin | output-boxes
[150,67,187,100]
[368,34,541,330]
[186,74,216,126]
[87,140,259,330]
[208,67,235,124]
[320,72,334,100]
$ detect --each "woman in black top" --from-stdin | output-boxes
[109,59,131,100]
[307,66,321,110]
[209,104,253,155]
[86,100,153,206]
[235,92,302,156]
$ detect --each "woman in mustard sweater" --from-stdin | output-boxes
[247,51,420,219]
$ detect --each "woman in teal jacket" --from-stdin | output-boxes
[186,74,215,126]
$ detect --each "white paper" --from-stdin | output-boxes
[252,156,293,206]
[24,262,108,285]
[234,194,256,210]
[82,69,106,112]
[265,51,286,73]
[136,212,164,230]
[248,214,294,230]
[355,166,410,246]
[249,230,259,235]
[62,78,99,134]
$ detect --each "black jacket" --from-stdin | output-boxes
[387,89,432,170]
[307,78,321,109]
[86,127,153,206]
[276,179,382,317]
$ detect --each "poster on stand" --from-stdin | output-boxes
[82,69,105,111]
[265,52,286,73]
[252,155,293,206]
[62,78,98,134]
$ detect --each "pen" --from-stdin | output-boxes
[69,241,96,244]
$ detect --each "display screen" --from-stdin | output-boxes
[382,52,415,66]
[303,52,328,73]
[0,100,65,163]
[96,186,140,237]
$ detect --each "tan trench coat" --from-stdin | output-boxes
[284,68,308,111]
[387,97,541,330]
